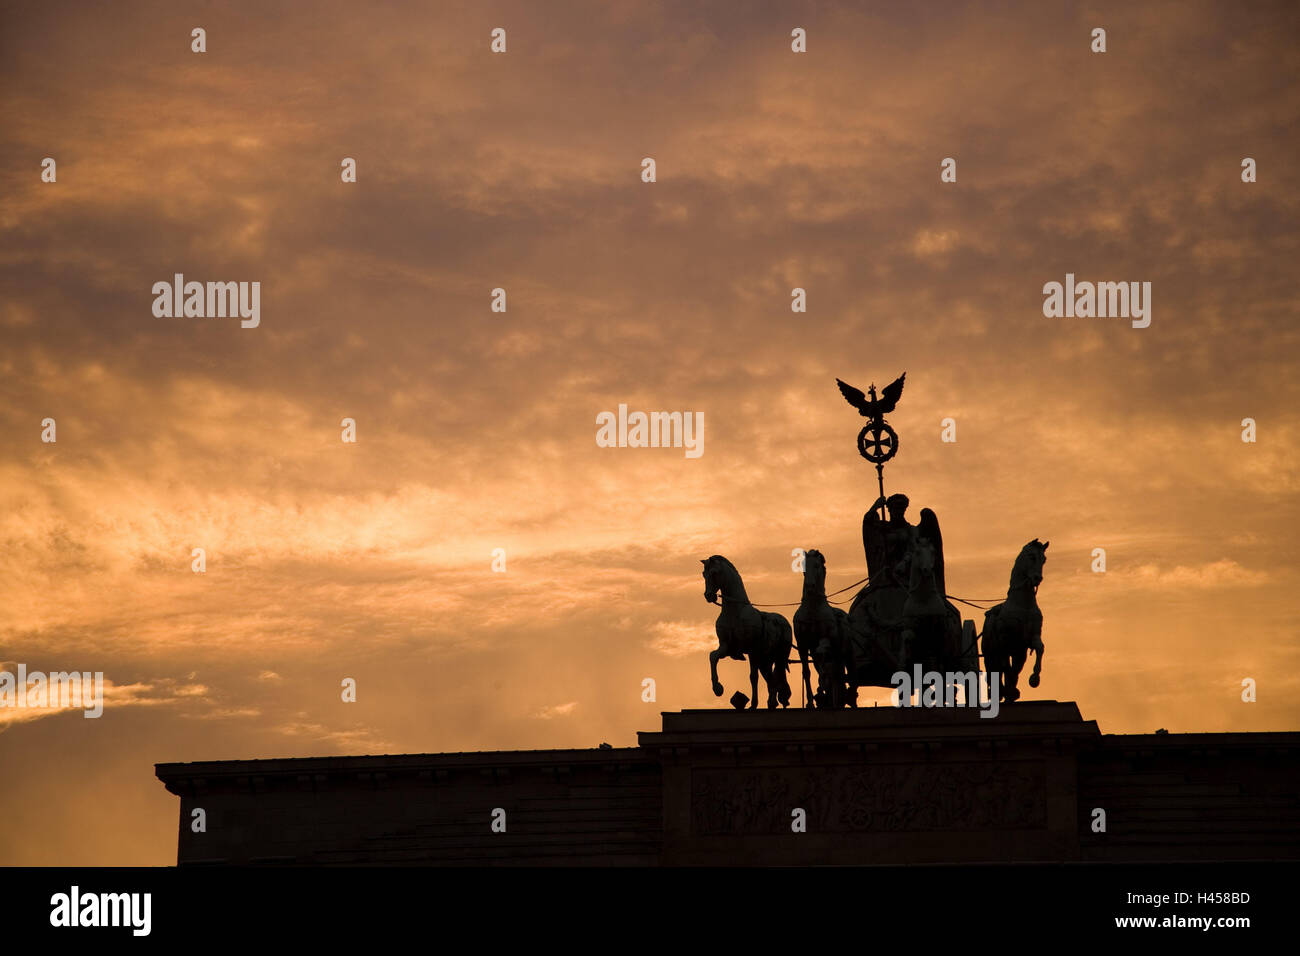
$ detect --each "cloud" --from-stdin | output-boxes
[0,663,211,729]
[648,621,717,657]
[1125,560,1271,589]
[533,701,579,720]
[274,720,393,753]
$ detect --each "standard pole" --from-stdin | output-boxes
[868,384,888,520]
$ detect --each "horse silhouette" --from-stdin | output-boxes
[702,555,793,709]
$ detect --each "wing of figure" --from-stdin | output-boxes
[918,507,946,601]
[878,373,906,414]
[836,378,869,415]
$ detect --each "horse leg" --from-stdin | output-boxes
[1028,639,1044,688]
[763,659,779,709]
[709,647,725,697]
[797,638,814,708]
[770,624,792,708]
[749,658,759,709]
[981,631,1003,703]
[840,625,859,707]
[1006,645,1026,702]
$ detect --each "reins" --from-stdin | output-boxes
[710,565,1006,611]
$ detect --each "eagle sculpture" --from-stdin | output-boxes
[835,373,906,419]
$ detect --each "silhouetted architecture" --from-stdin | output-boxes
[156,703,1300,865]
[154,374,1300,864]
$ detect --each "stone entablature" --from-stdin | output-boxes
[156,703,1300,865]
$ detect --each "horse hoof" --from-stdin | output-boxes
[1028,674,1040,688]
[712,682,724,697]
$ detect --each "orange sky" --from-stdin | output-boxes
[2,0,1298,865]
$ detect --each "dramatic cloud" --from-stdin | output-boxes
[1,0,1297,863]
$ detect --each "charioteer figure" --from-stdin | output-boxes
[862,492,946,600]
[834,372,967,690]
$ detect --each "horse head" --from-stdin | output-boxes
[701,555,739,605]
[803,549,827,591]
[1010,538,1049,593]
[908,536,937,591]
[903,536,946,622]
